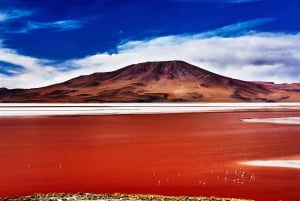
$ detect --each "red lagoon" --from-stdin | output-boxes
[0,111,299,201]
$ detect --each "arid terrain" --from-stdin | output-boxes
[0,110,299,201]
[1,61,300,102]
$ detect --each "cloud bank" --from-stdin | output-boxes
[0,42,57,88]
[69,32,300,84]
[1,30,300,88]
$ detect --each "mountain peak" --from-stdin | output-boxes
[0,87,8,92]
[109,60,221,82]
[1,61,300,102]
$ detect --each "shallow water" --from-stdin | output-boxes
[0,110,299,201]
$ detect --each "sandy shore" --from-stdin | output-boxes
[0,111,299,201]
[0,193,253,201]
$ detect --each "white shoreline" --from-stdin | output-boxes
[243,117,300,124]
[241,160,300,169]
[1,102,300,107]
[0,103,300,116]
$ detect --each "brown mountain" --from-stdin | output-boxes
[1,60,300,102]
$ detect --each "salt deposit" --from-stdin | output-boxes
[0,103,300,116]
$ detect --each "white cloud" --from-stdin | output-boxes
[227,0,262,2]
[0,42,59,89]
[175,0,262,3]
[1,31,300,89]
[198,18,273,37]
[26,20,84,32]
[0,9,31,22]
[8,20,85,33]
[0,8,84,33]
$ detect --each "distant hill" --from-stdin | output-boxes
[1,60,300,102]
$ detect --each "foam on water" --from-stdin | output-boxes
[241,160,300,169]
[243,117,300,124]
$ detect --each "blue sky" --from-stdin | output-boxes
[1,0,300,88]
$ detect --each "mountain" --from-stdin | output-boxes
[1,60,300,102]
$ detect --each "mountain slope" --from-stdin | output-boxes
[1,60,300,102]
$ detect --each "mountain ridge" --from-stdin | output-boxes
[1,60,300,102]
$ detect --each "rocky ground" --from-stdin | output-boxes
[0,193,253,201]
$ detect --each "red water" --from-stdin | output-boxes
[0,111,300,201]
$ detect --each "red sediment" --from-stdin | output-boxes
[0,111,299,201]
